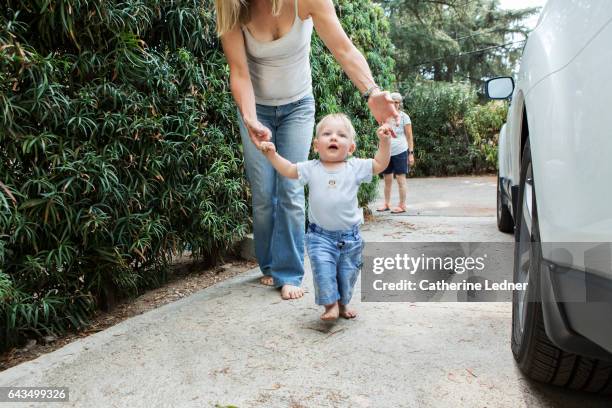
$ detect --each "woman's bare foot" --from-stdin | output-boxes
[280,285,304,300]
[321,302,339,321]
[339,304,357,319]
[260,276,274,286]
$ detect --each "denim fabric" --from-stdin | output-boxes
[237,94,315,288]
[305,223,364,305]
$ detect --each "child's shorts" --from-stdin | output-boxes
[305,223,364,306]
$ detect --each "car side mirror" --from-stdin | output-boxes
[485,77,515,99]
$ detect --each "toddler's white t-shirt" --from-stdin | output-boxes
[297,158,373,231]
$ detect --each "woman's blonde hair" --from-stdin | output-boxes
[215,0,284,37]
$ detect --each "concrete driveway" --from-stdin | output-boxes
[1,176,609,407]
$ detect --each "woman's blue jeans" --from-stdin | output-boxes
[237,94,315,288]
[306,223,363,306]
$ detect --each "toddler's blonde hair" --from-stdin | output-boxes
[315,113,357,142]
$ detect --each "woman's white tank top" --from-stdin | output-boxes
[242,0,314,106]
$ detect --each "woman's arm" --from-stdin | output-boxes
[372,125,393,174]
[221,27,271,148]
[306,0,399,125]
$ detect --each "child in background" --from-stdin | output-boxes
[260,113,392,320]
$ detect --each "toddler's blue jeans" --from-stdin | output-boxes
[306,223,364,306]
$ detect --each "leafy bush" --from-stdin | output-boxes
[402,80,506,176]
[465,101,508,171]
[0,1,250,350]
[0,0,395,350]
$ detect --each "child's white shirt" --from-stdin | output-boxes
[297,158,373,231]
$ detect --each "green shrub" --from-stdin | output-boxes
[402,80,506,176]
[0,1,249,350]
[465,101,508,171]
[0,0,395,350]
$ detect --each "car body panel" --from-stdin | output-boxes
[497,124,509,180]
[505,0,612,189]
[501,0,612,273]
[526,19,612,260]
[517,0,612,98]
[496,0,612,356]
[502,88,525,193]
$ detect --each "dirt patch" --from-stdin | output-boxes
[0,255,257,372]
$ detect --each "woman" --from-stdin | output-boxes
[215,0,398,300]
[377,92,414,213]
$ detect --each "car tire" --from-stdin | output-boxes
[497,173,514,233]
[511,140,612,394]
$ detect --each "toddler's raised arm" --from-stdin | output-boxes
[372,124,393,174]
[260,142,299,179]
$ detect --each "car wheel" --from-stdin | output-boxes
[511,140,612,394]
[497,172,514,233]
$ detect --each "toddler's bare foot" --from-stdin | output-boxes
[280,285,304,300]
[320,302,339,321]
[339,304,357,319]
[260,276,274,286]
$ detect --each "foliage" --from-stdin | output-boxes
[0,0,249,350]
[312,0,396,207]
[402,80,507,176]
[379,0,539,84]
[465,100,508,170]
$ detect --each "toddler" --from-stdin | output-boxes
[260,113,392,320]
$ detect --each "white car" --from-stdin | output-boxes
[486,0,612,393]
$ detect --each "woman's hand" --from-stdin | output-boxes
[368,89,400,126]
[244,117,272,149]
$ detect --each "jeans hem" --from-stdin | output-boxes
[274,279,303,288]
[315,295,341,306]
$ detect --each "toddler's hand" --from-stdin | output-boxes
[245,118,272,149]
[260,141,276,154]
[376,124,394,141]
